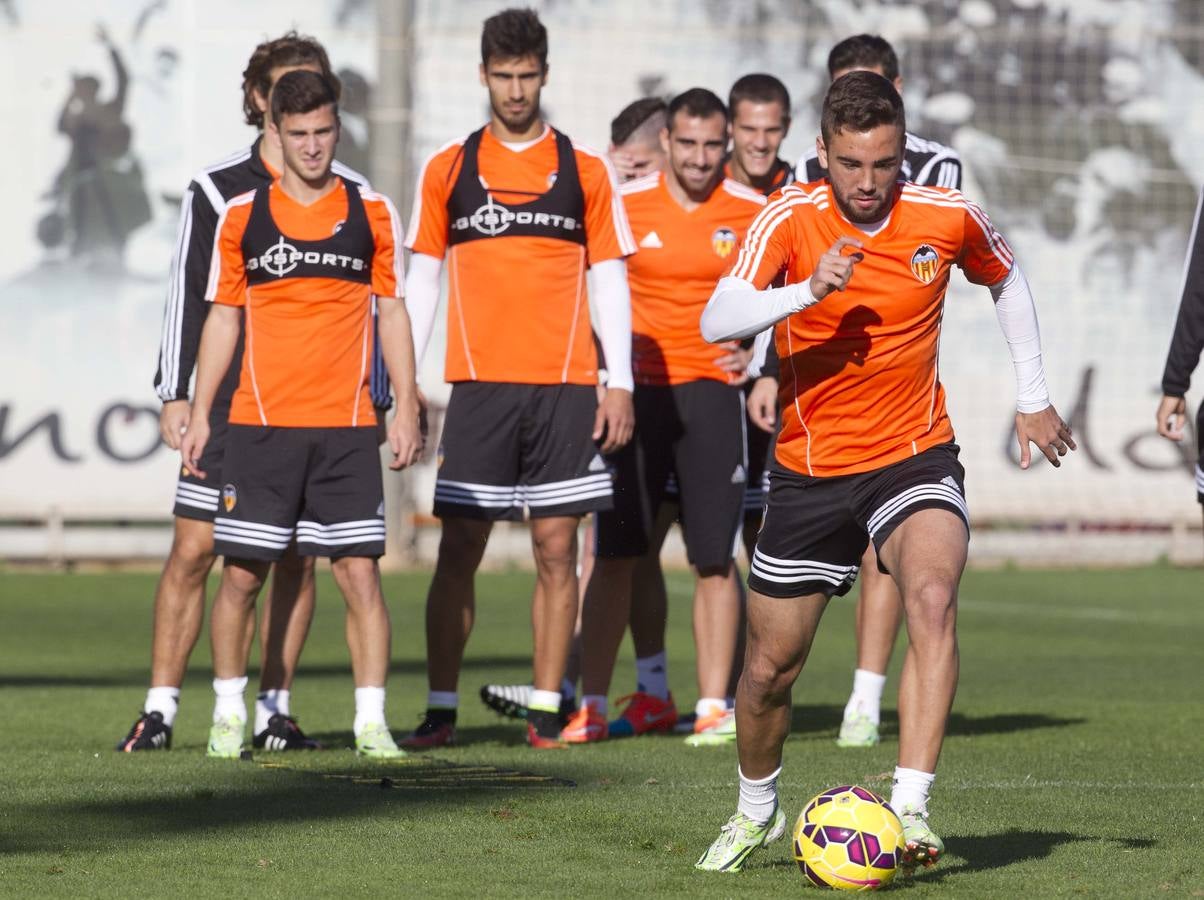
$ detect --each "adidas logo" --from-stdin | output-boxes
[376,500,385,516]
[731,464,747,484]
[639,231,663,248]
[940,475,959,491]
[588,454,607,473]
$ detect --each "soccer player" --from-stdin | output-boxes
[476,96,667,726]
[180,70,420,759]
[562,88,765,745]
[119,33,376,754]
[695,71,1074,872]
[400,8,636,749]
[1156,188,1204,515]
[747,35,966,750]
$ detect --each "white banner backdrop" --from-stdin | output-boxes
[2,0,1202,530]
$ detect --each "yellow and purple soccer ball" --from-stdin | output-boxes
[792,785,905,891]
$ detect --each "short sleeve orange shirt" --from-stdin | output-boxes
[206,180,403,428]
[406,126,635,385]
[621,173,765,385]
[726,180,1014,477]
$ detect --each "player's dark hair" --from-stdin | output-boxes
[610,97,668,146]
[728,73,791,117]
[242,32,339,129]
[270,69,339,127]
[666,88,729,131]
[827,34,900,82]
[481,7,548,68]
[820,70,905,145]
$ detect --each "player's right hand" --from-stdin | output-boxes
[1156,394,1187,441]
[159,400,191,450]
[809,236,864,301]
[387,402,424,471]
[747,376,778,433]
[594,387,634,453]
[180,418,210,479]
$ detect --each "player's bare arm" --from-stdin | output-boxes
[180,304,241,478]
[809,235,864,300]
[159,400,191,450]
[1014,406,1076,469]
[593,387,634,453]
[1156,394,1188,441]
[377,295,423,470]
[747,375,777,432]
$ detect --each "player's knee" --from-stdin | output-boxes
[170,520,215,577]
[531,528,575,576]
[741,654,795,702]
[221,561,265,598]
[903,578,957,635]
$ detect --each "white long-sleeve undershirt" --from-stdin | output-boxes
[700,263,1051,413]
[402,252,634,392]
[989,264,1050,413]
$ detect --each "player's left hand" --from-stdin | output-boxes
[594,387,634,453]
[388,401,424,470]
[747,376,778,433]
[1014,405,1076,469]
[714,342,752,386]
[1155,394,1187,441]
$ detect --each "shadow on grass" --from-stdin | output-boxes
[788,705,1086,739]
[759,830,1155,884]
[0,756,577,855]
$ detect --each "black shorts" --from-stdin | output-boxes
[172,406,232,522]
[596,380,746,571]
[213,425,384,561]
[1196,400,1204,503]
[748,442,969,599]
[433,382,612,521]
[744,409,776,515]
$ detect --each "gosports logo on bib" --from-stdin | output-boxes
[247,236,369,277]
[451,196,581,237]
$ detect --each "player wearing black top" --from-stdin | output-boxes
[118,33,377,755]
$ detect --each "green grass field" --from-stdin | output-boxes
[1,566,1201,897]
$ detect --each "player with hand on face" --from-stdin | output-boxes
[182,70,420,760]
[120,33,376,755]
[696,71,1074,873]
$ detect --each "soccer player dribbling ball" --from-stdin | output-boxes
[181,70,421,760]
[694,71,1075,874]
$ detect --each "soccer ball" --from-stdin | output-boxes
[792,785,905,891]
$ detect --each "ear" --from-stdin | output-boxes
[267,118,282,150]
[478,62,487,88]
[781,115,792,139]
[893,76,903,92]
[816,135,828,170]
[541,63,549,87]
[659,126,670,155]
[252,87,269,116]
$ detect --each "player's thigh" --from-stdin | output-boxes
[876,507,968,598]
[433,382,524,522]
[674,380,746,573]
[298,426,385,560]
[748,461,865,600]
[856,441,970,580]
[213,425,308,562]
[594,385,677,559]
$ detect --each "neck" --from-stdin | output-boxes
[279,167,338,205]
[731,156,780,193]
[257,133,283,174]
[664,167,720,211]
[489,114,544,143]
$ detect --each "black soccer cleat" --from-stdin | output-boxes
[116,711,172,752]
[252,713,321,751]
[479,683,578,724]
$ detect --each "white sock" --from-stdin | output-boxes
[844,668,887,724]
[695,697,727,721]
[529,688,561,714]
[737,765,782,824]
[255,689,290,734]
[212,676,248,724]
[890,766,935,815]
[635,651,669,700]
[354,686,387,735]
[427,690,458,710]
[581,694,608,716]
[144,687,180,727]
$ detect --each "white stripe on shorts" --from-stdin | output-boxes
[867,483,968,538]
[750,547,858,587]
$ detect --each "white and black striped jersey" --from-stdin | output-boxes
[1162,189,1204,397]
[152,137,390,409]
[796,131,962,190]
